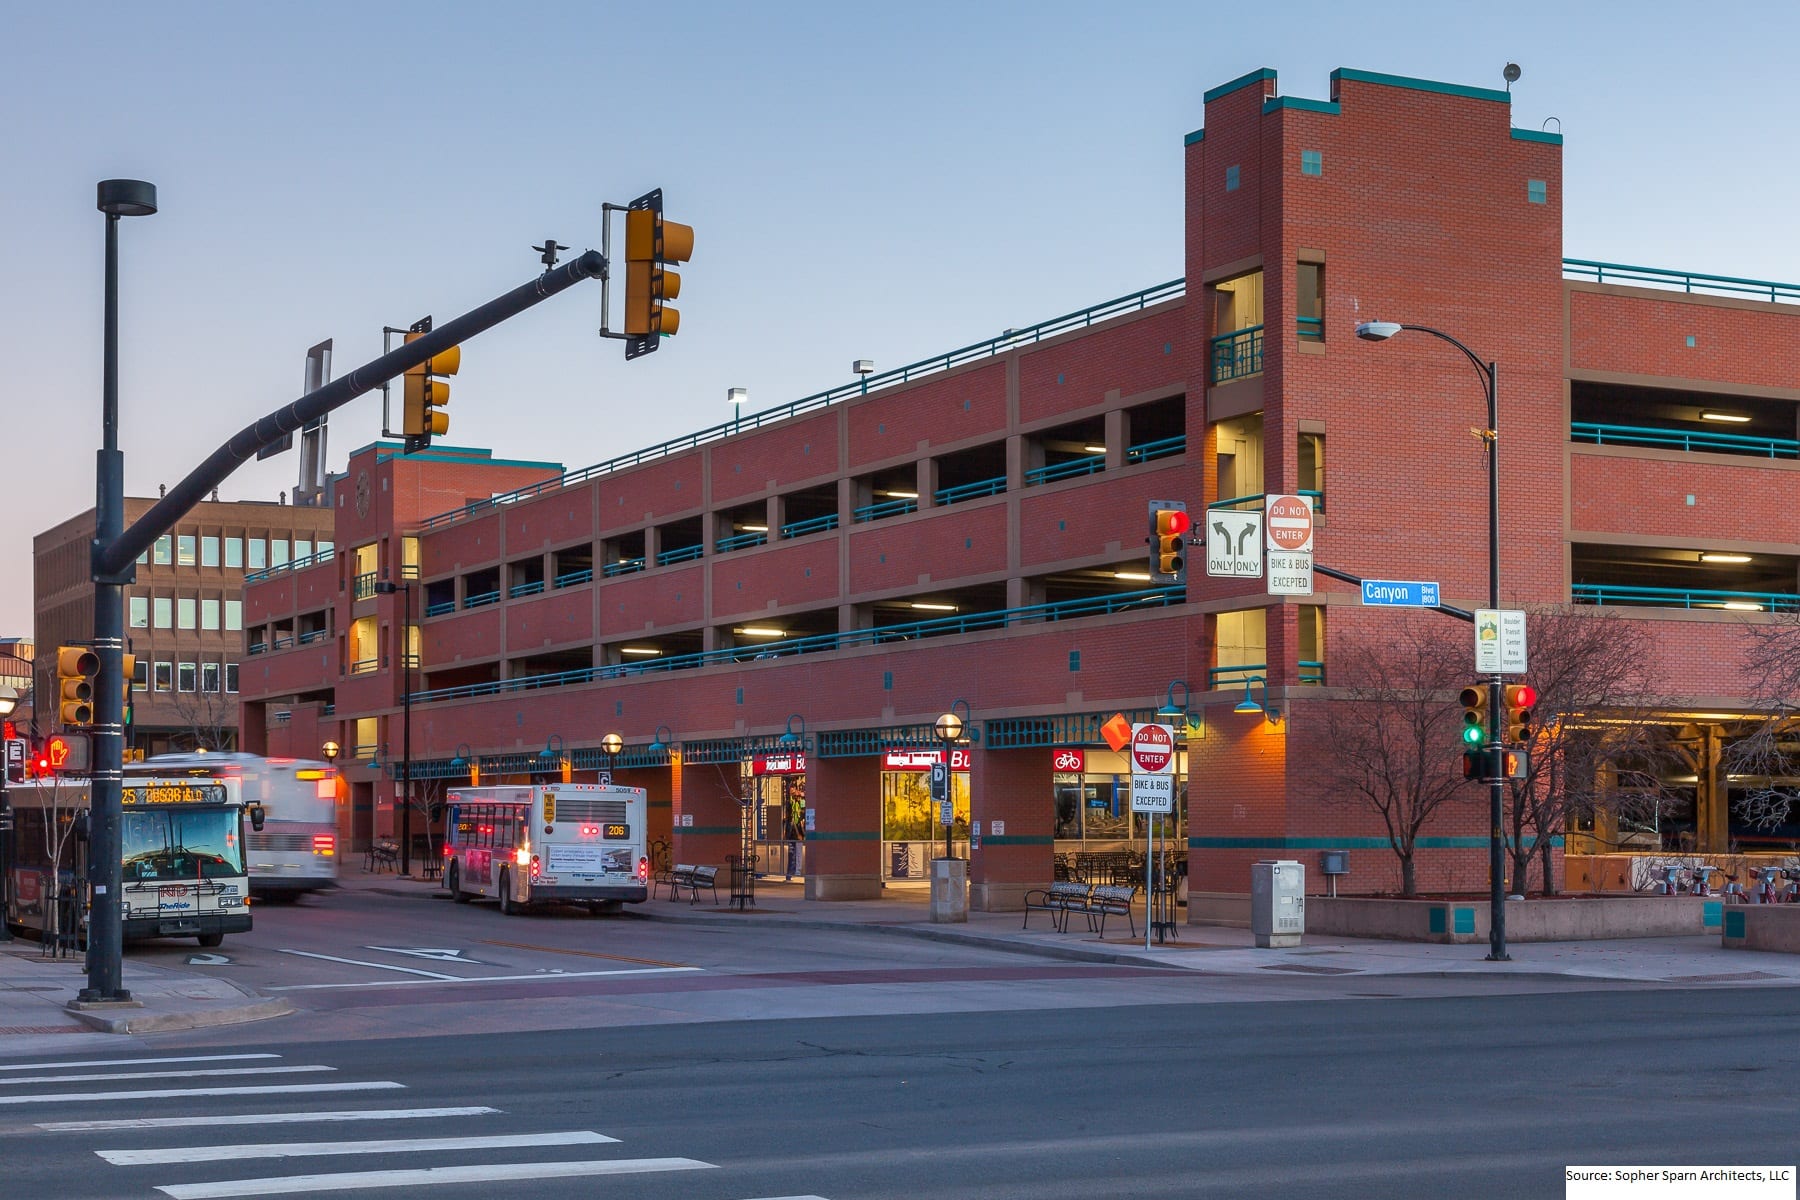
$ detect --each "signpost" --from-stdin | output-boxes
[1265,494,1314,596]
[1205,510,1264,578]
[1475,608,1528,674]
[1360,579,1441,608]
[930,759,952,826]
[1129,722,1177,951]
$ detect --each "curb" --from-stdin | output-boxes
[67,997,296,1035]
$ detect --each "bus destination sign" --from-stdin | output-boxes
[123,782,229,806]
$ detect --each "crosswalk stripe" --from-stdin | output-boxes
[1,1065,331,1087]
[273,949,462,980]
[155,1157,716,1198]
[266,965,701,992]
[40,1106,498,1133]
[0,1081,405,1107]
[101,1130,617,1165]
[0,1054,280,1073]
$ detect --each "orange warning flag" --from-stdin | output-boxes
[1100,712,1133,752]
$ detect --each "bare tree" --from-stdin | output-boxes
[167,681,235,752]
[1723,611,1800,834]
[1318,618,1477,897]
[1499,606,1680,895]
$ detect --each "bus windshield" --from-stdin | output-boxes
[121,809,246,882]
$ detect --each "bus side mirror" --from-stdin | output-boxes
[247,804,266,832]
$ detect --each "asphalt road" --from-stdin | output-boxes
[4,989,1797,1199]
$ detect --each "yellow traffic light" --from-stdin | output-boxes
[1147,501,1190,583]
[623,188,694,359]
[57,644,99,727]
[402,323,459,452]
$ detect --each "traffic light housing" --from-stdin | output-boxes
[1503,683,1538,744]
[57,645,99,727]
[623,187,694,359]
[1458,684,1489,749]
[1147,500,1191,584]
[402,318,459,453]
[121,652,136,728]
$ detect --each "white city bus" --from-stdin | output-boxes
[3,774,260,948]
[132,752,339,898]
[443,783,649,914]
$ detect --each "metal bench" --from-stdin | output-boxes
[666,864,720,905]
[367,841,399,873]
[1084,884,1138,938]
[1022,881,1092,932]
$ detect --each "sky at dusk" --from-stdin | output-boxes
[5,1,1799,635]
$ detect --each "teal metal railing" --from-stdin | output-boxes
[1572,422,1799,459]
[1572,583,1800,613]
[1025,455,1104,486]
[1296,315,1323,341]
[406,586,1184,706]
[464,590,501,609]
[508,580,546,599]
[425,599,455,617]
[853,497,917,523]
[781,513,839,538]
[352,571,380,600]
[1210,663,1266,686]
[1210,325,1263,383]
[602,558,646,578]
[1125,434,1186,464]
[553,568,594,588]
[1206,489,1324,512]
[934,476,1006,506]
[1564,259,1800,304]
[656,544,705,566]
[715,530,769,553]
[243,545,335,586]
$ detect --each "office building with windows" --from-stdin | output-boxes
[243,66,1800,905]
[34,497,337,756]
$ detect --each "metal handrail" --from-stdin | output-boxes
[1564,259,1800,304]
[243,545,335,586]
[1210,663,1267,685]
[781,513,839,538]
[508,580,546,599]
[715,531,769,553]
[406,586,1184,706]
[553,568,594,588]
[1125,434,1186,464]
[656,544,705,566]
[1210,325,1263,383]
[352,572,380,600]
[464,590,501,609]
[424,599,456,617]
[853,497,918,523]
[933,476,1006,506]
[1025,455,1105,486]
[601,558,646,578]
[1572,422,1799,459]
[1572,583,1800,613]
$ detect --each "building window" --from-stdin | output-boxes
[225,663,239,693]
[295,539,312,561]
[201,536,220,567]
[272,539,289,568]
[1296,262,1324,342]
[1300,150,1322,176]
[154,662,173,692]
[248,539,266,570]
[1214,608,1268,684]
[201,662,221,693]
[1299,606,1326,683]
[319,538,334,556]
[1225,164,1240,191]
[1298,431,1325,499]
[178,534,196,566]
[401,536,420,579]
[354,716,379,759]
[137,546,148,565]
[132,658,149,692]
[225,537,243,569]
[153,597,173,629]
[129,596,149,628]
[202,598,220,631]
[225,600,242,632]
[153,535,172,565]
[177,662,197,692]
[1528,179,1547,204]
[178,597,196,630]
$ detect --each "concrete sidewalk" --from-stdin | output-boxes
[6,868,1798,1043]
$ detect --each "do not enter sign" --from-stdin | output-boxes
[1130,723,1175,775]
[1265,494,1315,553]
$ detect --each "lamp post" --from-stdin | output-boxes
[933,701,969,860]
[1356,319,1507,962]
[0,684,16,942]
[81,179,158,1005]
[601,732,623,783]
[373,578,414,875]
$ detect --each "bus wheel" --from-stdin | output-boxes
[197,932,224,948]
[498,870,517,916]
[446,862,472,904]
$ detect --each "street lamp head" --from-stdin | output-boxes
[320,739,340,761]
[728,387,748,408]
[934,711,965,744]
[97,179,157,217]
[601,732,623,756]
[1354,320,1403,342]
[648,725,673,755]
[0,684,17,719]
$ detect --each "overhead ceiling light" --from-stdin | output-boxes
[1700,411,1751,423]
[736,626,785,638]
[879,490,918,499]
[910,602,957,611]
[1720,601,1763,611]
[1113,570,1152,581]
[620,646,661,656]
[738,524,768,532]
[1083,444,1107,454]
[1699,552,1751,563]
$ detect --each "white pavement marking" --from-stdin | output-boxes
[267,965,701,991]
[0,1081,405,1107]
[1,1065,331,1087]
[0,1054,280,1073]
[41,1107,498,1133]
[101,1130,619,1165]
[154,1157,716,1198]
[363,947,474,961]
[273,949,462,980]
[741,1196,834,1199]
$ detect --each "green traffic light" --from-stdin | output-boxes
[1462,723,1484,745]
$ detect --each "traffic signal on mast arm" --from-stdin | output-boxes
[1147,500,1191,584]
[121,653,136,727]
[623,188,694,359]
[402,318,459,453]
[57,645,99,727]
[1504,683,1538,744]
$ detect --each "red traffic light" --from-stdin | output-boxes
[1156,508,1192,537]
[1506,684,1538,709]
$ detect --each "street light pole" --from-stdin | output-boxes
[1356,320,1508,961]
[375,579,413,876]
[0,685,17,942]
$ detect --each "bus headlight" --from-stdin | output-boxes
[514,847,531,867]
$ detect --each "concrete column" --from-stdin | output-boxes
[968,745,1053,912]
[1104,406,1127,468]
[670,756,742,869]
[805,755,883,900]
[1698,725,1728,853]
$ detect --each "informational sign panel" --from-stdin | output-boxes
[1264,494,1314,596]
[930,760,954,826]
[1475,608,1528,674]
[3,738,24,783]
[1129,722,1176,814]
[1205,510,1264,578]
[1361,579,1441,608]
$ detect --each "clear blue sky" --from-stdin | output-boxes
[5,1,1797,634]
